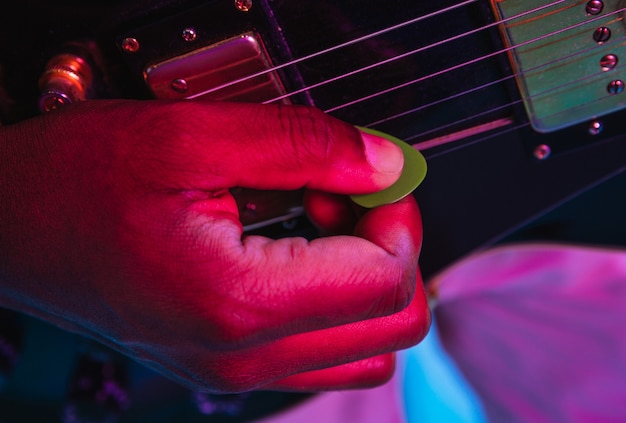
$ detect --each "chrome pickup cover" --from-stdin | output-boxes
[492,0,626,132]
[144,32,288,103]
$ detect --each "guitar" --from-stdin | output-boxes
[0,0,625,419]
[2,0,625,275]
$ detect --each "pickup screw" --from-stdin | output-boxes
[244,202,257,214]
[121,37,140,53]
[171,78,189,93]
[607,79,624,94]
[234,0,252,12]
[533,144,551,160]
[593,26,611,43]
[40,93,71,112]
[600,54,618,71]
[589,120,603,135]
[586,0,604,15]
[182,28,197,42]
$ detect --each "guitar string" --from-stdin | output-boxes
[320,7,626,114]
[184,1,624,147]
[261,0,568,105]
[422,121,529,160]
[411,65,626,151]
[187,0,567,100]
[405,66,612,143]
[363,36,626,141]
[186,0,480,99]
[328,8,626,145]
[364,34,626,128]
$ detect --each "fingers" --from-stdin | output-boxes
[303,190,358,235]
[189,195,423,346]
[266,354,397,391]
[135,101,404,195]
[205,283,430,392]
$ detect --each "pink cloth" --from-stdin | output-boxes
[431,243,626,423]
[255,372,406,423]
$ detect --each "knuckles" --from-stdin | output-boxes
[270,104,356,169]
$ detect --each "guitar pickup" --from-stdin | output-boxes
[491,0,626,132]
[144,32,289,103]
[144,32,302,231]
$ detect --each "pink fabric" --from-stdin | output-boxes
[255,372,406,423]
[430,243,626,423]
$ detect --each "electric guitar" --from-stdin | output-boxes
[1,0,625,420]
[3,0,626,275]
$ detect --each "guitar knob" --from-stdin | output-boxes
[38,52,94,113]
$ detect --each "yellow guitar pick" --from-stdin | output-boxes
[351,127,427,208]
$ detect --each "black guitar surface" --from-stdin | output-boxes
[0,0,625,420]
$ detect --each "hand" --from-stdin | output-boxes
[0,99,430,393]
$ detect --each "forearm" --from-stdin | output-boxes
[0,117,94,320]
[1,120,48,306]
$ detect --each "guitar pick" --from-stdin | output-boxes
[351,127,427,208]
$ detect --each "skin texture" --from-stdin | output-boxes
[0,99,430,393]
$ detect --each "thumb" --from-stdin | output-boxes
[180,102,404,194]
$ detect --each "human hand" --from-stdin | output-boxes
[0,99,430,393]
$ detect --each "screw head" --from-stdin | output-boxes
[171,78,189,93]
[244,202,257,214]
[586,0,604,15]
[121,37,140,53]
[40,92,71,112]
[234,0,252,12]
[607,79,624,94]
[593,26,611,43]
[182,28,197,42]
[600,54,618,71]
[589,120,603,135]
[533,144,551,160]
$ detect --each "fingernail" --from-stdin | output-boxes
[360,130,404,174]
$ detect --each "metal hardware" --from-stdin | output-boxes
[144,32,289,103]
[589,120,603,135]
[38,53,93,112]
[586,0,604,15]
[533,144,551,160]
[234,0,252,12]
[607,79,624,94]
[600,54,618,71]
[182,28,197,42]
[170,78,189,93]
[491,0,626,132]
[593,27,611,43]
[121,37,140,53]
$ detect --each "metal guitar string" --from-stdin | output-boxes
[401,37,626,142]
[193,0,623,148]
[261,0,567,105]
[187,0,564,100]
[406,67,611,142]
[186,0,478,99]
[255,2,624,147]
[320,7,626,114]
[423,121,530,160]
[365,34,626,128]
[418,69,626,159]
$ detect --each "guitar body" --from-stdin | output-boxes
[0,0,625,419]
